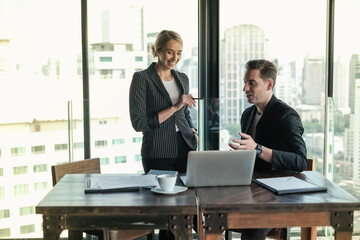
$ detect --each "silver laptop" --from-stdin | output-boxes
[181,150,256,187]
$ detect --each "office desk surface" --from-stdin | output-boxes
[197,171,360,210]
[36,174,197,240]
[197,171,360,240]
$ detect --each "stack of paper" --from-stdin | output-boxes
[85,174,159,193]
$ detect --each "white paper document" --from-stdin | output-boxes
[253,176,327,195]
[85,174,159,193]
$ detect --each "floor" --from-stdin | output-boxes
[134,230,360,240]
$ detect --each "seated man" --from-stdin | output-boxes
[229,59,307,240]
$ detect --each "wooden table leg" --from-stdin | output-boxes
[42,215,62,240]
[301,227,317,240]
[204,233,223,240]
[68,230,83,240]
[202,212,227,240]
[169,215,194,240]
[334,231,353,240]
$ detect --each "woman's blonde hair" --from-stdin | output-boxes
[150,30,183,58]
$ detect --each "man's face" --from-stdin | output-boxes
[243,69,272,105]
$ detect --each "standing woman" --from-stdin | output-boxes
[129,30,198,175]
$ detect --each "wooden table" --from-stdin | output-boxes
[36,174,197,240]
[196,171,360,240]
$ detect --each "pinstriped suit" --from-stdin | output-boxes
[129,62,197,159]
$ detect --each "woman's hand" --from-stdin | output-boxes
[191,128,199,143]
[174,94,196,111]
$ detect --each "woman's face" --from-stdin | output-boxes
[157,39,182,71]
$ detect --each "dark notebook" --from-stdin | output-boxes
[253,176,327,195]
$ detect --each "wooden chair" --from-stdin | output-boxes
[51,158,101,186]
[52,158,104,240]
[51,158,154,240]
[225,159,315,240]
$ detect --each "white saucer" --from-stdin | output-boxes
[151,186,188,195]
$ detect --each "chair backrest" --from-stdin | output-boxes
[51,158,101,186]
[306,159,315,171]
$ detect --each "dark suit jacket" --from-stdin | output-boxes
[241,95,307,171]
[129,62,197,158]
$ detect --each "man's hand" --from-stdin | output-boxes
[229,132,273,163]
[228,132,257,150]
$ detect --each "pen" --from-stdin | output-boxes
[85,186,141,194]
[192,97,204,100]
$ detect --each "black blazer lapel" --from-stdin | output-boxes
[243,106,256,134]
[146,63,172,105]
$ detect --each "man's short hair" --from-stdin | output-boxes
[245,59,277,88]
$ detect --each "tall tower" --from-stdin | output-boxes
[275,61,298,105]
[353,78,360,192]
[0,39,11,79]
[302,57,325,105]
[100,3,144,52]
[223,24,268,124]
[349,54,360,114]
[333,57,349,113]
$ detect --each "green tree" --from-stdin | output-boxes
[303,119,323,133]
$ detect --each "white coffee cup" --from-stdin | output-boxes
[156,174,177,192]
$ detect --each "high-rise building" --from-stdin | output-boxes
[99,4,145,52]
[275,62,298,105]
[0,39,11,79]
[302,56,325,105]
[181,47,198,90]
[349,54,360,114]
[222,24,268,124]
[333,57,349,113]
[353,78,360,192]
[146,32,158,66]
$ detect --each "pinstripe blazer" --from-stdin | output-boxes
[129,62,197,158]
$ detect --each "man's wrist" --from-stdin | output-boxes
[256,144,263,157]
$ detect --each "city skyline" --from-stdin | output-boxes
[1,0,360,238]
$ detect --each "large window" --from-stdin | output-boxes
[332,0,360,235]
[219,0,350,238]
[0,0,82,238]
[87,0,198,174]
[0,0,359,239]
[219,1,326,174]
